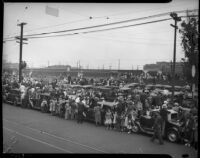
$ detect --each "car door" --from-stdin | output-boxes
[85,107,94,122]
[9,90,16,103]
[140,115,154,129]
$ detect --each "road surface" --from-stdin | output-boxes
[3,103,197,157]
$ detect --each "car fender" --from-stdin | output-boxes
[167,127,180,139]
[134,121,143,131]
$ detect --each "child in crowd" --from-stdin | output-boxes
[41,98,47,113]
[112,111,118,130]
[49,99,53,115]
[105,109,112,130]
[52,97,56,115]
[120,111,126,132]
[127,113,133,134]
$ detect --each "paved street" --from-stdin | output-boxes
[3,103,197,157]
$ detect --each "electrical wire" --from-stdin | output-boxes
[3,9,198,40]
[3,15,198,42]
[24,9,200,37]
[25,18,173,40]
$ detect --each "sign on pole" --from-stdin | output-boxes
[192,65,196,78]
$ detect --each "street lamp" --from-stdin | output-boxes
[170,12,181,104]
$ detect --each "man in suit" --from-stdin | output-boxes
[77,97,85,123]
[151,112,164,145]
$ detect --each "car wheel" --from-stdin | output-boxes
[13,100,17,106]
[132,124,140,133]
[3,95,7,103]
[167,130,178,143]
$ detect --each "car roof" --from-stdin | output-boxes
[97,101,115,107]
[119,87,131,91]
[11,88,20,91]
[70,85,82,88]
[81,85,93,88]
[95,86,111,90]
[39,93,51,96]
[151,108,178,114]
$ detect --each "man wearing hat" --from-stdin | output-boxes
[77,97,85,124]
[160,103,170,137]
[151,112,164,145]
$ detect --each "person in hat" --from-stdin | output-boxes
[65,100,71,120]
[94,104,102,126]
[77,97,85,124]
[69,99,76,120]
[182,113,195,147]
[151,112,164,145]
[160,103,169,137]
[126,101,134,115]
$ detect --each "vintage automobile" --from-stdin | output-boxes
[132,109,183,143]
[84,101,116,125]
[4,88,22,106]
[81,85,94,90]
[94,86,117,102]
[145,84,155,91]
[31,92,51,112]
[117,87,132,98]
[123,82,140,89]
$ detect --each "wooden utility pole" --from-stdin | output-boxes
[16,22,27,83]
[170,12,181,104]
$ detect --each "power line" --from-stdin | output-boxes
[4,17,95,39]
[28,18,173,39]
[23,9,200,37]
[3,15,198,42]
[4,9,198,40]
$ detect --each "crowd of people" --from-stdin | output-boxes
[2,71,198,149]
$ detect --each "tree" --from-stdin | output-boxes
[179,11,199,83]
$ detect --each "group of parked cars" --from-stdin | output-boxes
[2,83,196,144]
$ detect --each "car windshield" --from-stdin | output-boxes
[171,113,178,120]
[11,90,20,94]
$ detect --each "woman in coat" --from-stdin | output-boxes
[94,104,101,126]
[65,100,71,120]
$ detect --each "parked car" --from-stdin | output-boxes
[94,86,116,102]
[132,109,184,143]
[31,92,51,112]
[118,87,132,98]
[84,101,116,125]
[4,88,22,106]
[124,82,140,89]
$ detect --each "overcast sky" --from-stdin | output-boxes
[3,0,199,70]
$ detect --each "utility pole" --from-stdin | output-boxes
[16,22,27,83]
[170,12,181,104]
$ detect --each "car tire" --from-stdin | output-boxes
[3,95,7,103]
[167,130,178,143]
[132,124,140,133]
[13,100,17,106]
